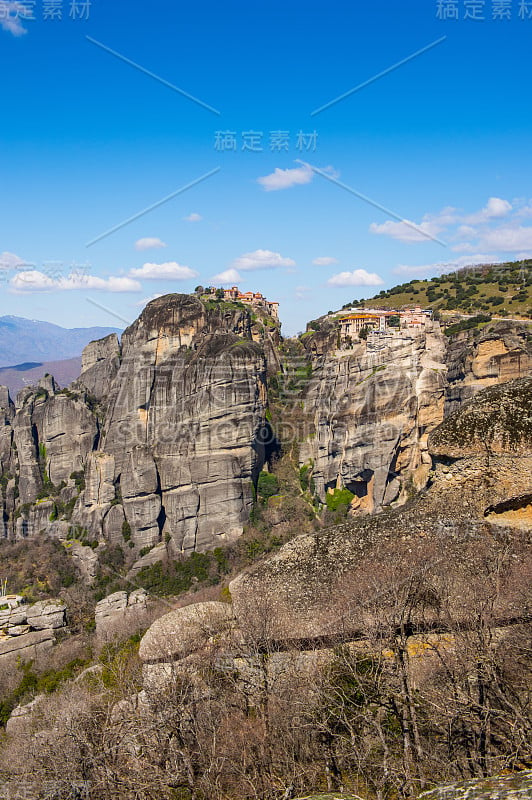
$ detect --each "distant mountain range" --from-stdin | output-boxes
[0,316,121,369]
[0,316,121,397]
[0,357,83,397]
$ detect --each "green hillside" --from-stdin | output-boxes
[351,260,532,319]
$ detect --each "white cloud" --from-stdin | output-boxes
[134,237,167,251]
[455,225,477,239]
[93,276,141,292]
[129,262,199,280]
[230,249,296,271]
[481,226,532,252]
[258,162,313,191]
[211,268,241,284]
[312,256,338,266]
[369,218,444,243]
[369,199,514,248]
[465,197,512,224]
[10,271,141,293]
[0,3,30,36]
[183,212,203,222]
[0,251,29,270]
[327,269,384,287]
[451,243,477,253]
[516,203,532,218]
[10,271,56,292]
[393,255,500,277]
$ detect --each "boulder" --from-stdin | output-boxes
[419,770,532,800]
[429,376,532,458]
[26,600,67,630]
[0,629,54,661]
[139,601,234,663]
[95,591,128,619]
[94,589,149,636]
[5,694,46,736]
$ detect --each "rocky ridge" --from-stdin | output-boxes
[0,298,529,583]
[0,295,279,560]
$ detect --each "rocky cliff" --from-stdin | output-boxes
[0,295,279,559]
[299,320,448,513]
[444,319,531,413]
[0,297,529,572]
[228,375,532,641]
[298,318,531,516]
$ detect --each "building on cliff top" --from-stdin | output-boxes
[337,306,434,347]
[339,313,384,339]
[338,309,400,340]
[205,285,279,319]
[400,306,432,328]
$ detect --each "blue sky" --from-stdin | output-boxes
[1,0,532,335]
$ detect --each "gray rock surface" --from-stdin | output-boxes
[230,377,532,641]
[25,600,67,630]
[76,332,121,401]
[0,599,66,632]
[444,320,531,414]
[418,770,532,800]
[139,600,234,663]
[91,296,273,552]
[94,588,149,635]
[300,323,447,511]
[1,294,277,555]
[0,628,55,660]
[5,694,46,736]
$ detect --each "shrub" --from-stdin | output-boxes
[444,314,492,337]
[326,487,355,511]
[121,520,132,542]
[135,551,227,597]
[257,472,279,502]
[70,470,86,493]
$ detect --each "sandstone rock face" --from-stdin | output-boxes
[94,588,149,636]
[11,380,98,507]
[94,296,273,552]
[230,378,532,640]
[1,294,277,557]
[0,599,66,633]
[445,320,531,414]
[0,597,66,668]
[300,323,447,511]
[0,629,55,664]
[429,376,532,458]
[0,385,15,537]
[76,333,121,401]
[67,540,99,584]
[95,590,128,617]
[1,295,528,574]
[0,385,14,471]
[427,376,532,521]
[25,600,67,630]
